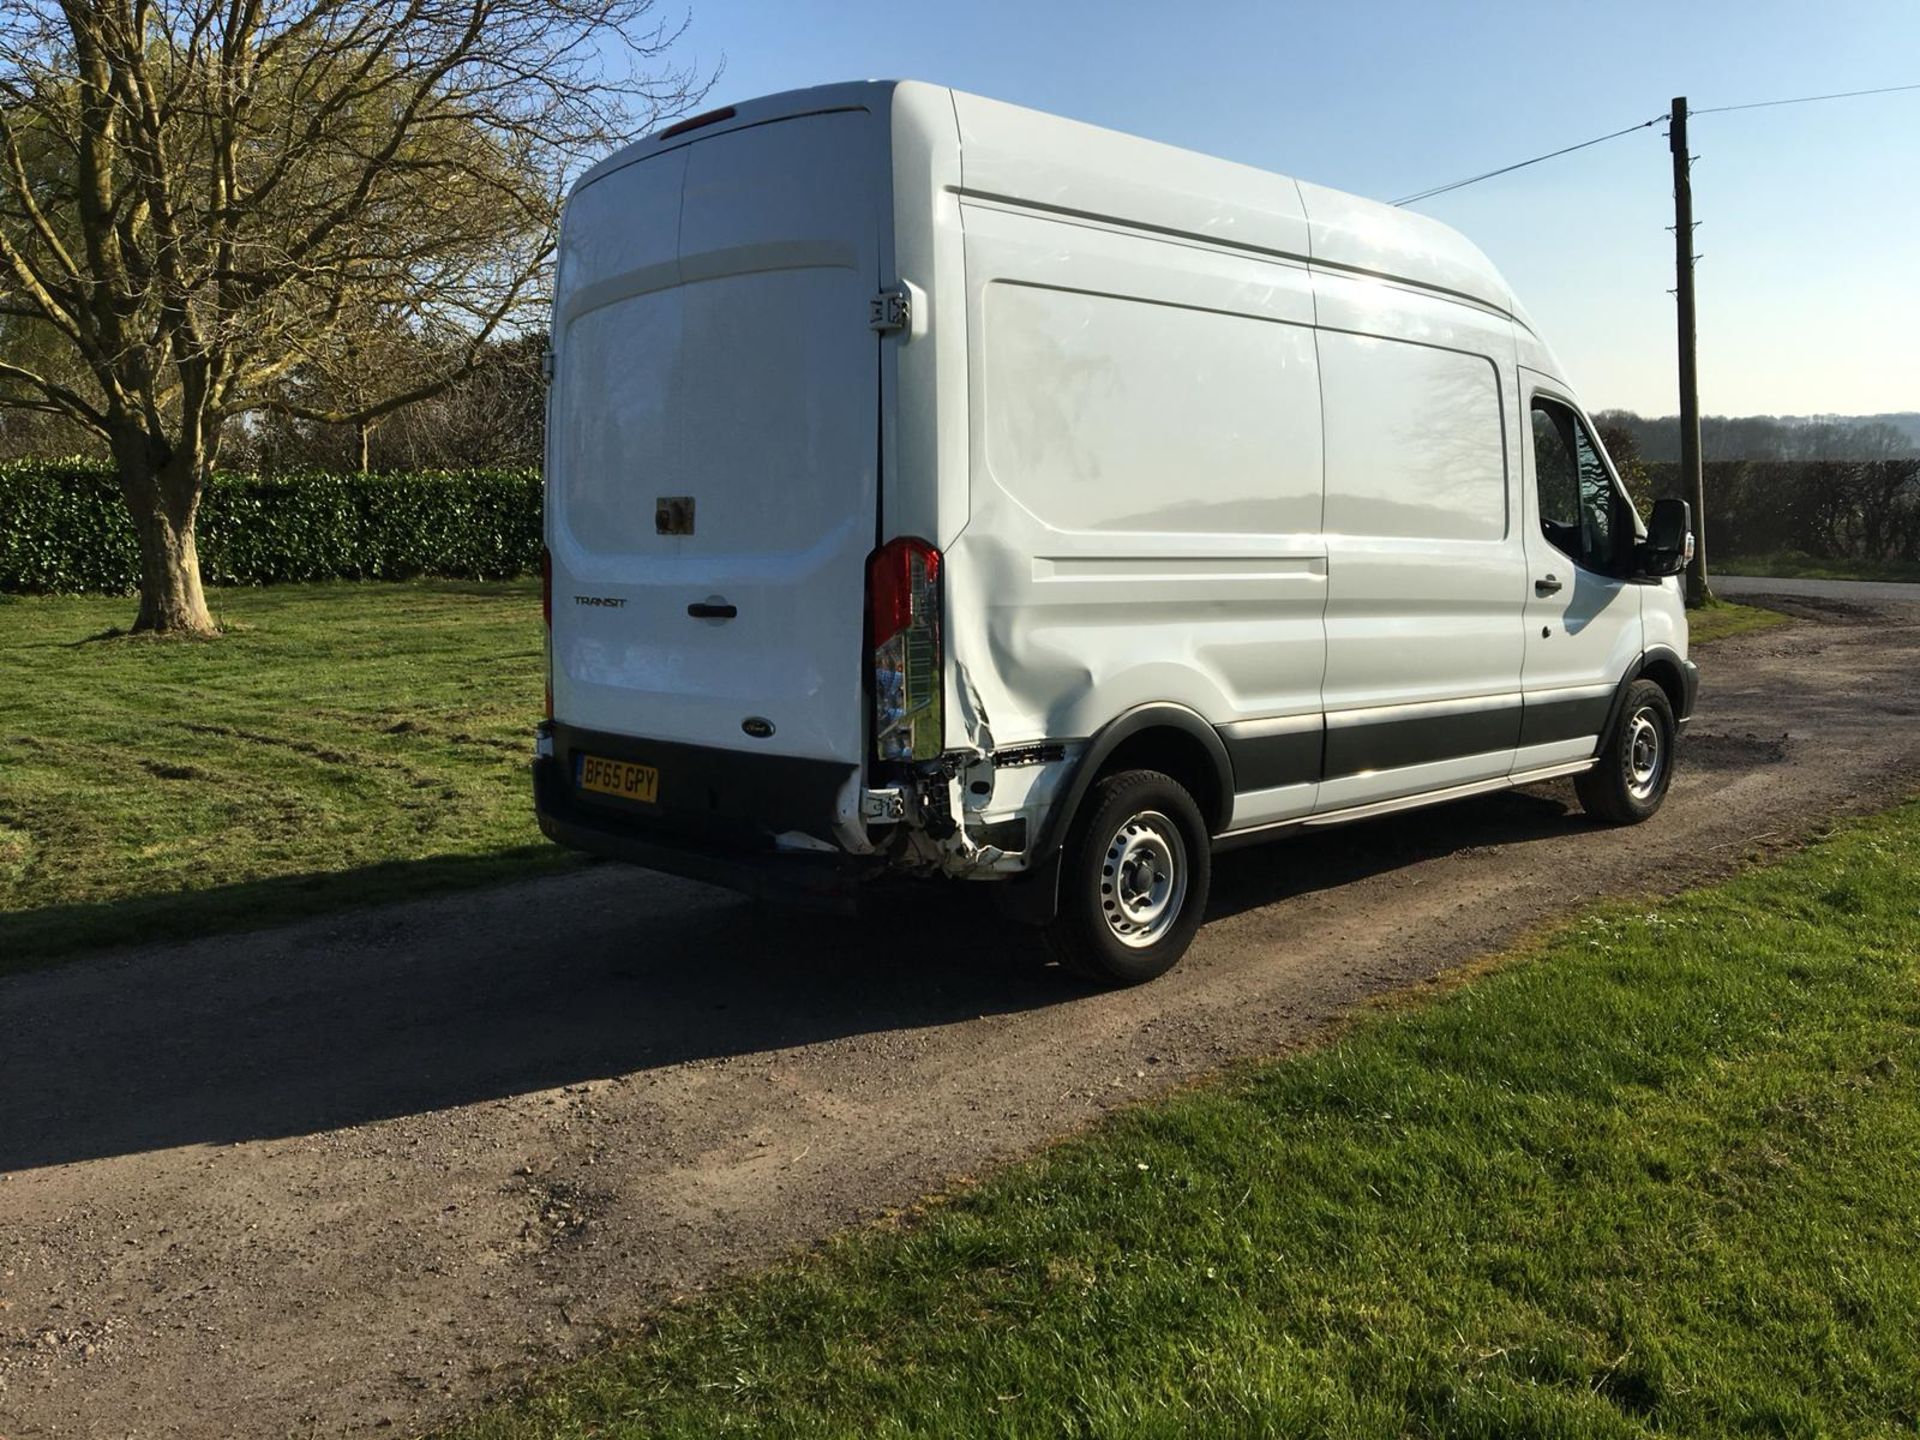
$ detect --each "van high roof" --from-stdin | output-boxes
[577,79,1535,334]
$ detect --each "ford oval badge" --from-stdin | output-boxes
[741,716,775,740]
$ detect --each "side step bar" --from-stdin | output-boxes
[1212,759,1596,851]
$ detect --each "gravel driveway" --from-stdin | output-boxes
[4,592,1919,1438]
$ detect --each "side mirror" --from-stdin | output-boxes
[1638,497,1693,577]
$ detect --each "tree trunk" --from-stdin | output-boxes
[121,456,218,637]
[355,420,372,474]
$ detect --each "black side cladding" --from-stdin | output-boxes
[1324,702,1522,778]
[1218,725,1321,790]
[1518,692,1614,748]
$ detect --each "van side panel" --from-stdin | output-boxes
[1311,271,1527,812]
[944,193,1326,826]
[982,284,1322,536]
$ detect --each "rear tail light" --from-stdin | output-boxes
[867,537,943,762]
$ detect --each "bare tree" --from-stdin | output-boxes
[269,295,441,472]
[366,330,547,471]
[232,328,547,472]
[0,306,101,457]
[0,0,709,633]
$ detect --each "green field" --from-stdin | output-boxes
[449,796,1920,1439]
[0,580,571,971]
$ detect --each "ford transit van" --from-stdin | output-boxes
[533,81,1698,985]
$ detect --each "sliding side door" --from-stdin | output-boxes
[1312,276,1530,812]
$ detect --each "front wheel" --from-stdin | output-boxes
[1576,679,1677,824]
[1044,769,1211,986]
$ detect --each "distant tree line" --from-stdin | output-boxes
[1593,414,1920,567]
[1594,410,1920,464]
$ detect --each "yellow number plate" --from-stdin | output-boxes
[577,754,659,805]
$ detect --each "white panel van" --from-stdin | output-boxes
[534,82,1698,985]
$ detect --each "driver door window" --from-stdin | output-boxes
[1531,398,1619,574]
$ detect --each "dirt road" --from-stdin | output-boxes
[1714,573,1920,605]
[4,594,1918,1438]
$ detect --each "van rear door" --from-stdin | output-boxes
[548,109,880,770]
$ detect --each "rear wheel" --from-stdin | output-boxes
[1044,769,1211,986]
[1576,679,1676,824]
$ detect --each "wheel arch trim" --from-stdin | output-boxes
[1029,703,1235,866]
[1598,646,1692,755]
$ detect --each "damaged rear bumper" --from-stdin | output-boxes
[531,724,880,912]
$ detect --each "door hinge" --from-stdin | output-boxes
[869,288,911,335]
[541,349,556,383]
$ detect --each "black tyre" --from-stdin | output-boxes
[1575,679,1677,824]
[1044,769,1211,986]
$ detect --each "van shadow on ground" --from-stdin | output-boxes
[0,787,1581,1172]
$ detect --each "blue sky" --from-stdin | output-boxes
[658,0,1918,418]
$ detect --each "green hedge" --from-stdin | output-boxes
[0,459,542,593]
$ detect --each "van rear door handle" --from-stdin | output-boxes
[687,600,737,619]
[1534,575,1563,596]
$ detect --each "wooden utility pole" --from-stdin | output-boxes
[1670,96,1712,607]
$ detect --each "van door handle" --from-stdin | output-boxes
[687,601,737,619]
[1534,575,1563,596]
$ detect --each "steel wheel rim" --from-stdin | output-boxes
[1626,706,1665,801]
[1099,810,1188,948]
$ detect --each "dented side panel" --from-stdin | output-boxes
[937,189,1329,811]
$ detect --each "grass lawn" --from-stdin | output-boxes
[1715,553,1920,586]
[1686,599,1792,646]
[448,796,1920,1439]
[0,580,571,972]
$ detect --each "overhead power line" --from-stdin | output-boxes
[1693,80,1920,115]
[1391,117,1663,207]
[1393,79,1918,206]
